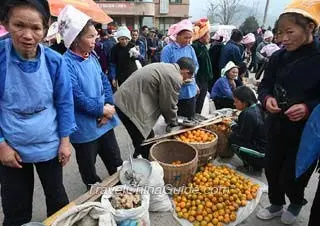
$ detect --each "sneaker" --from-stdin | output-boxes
[257,206,283,220]
[281,209,297,225]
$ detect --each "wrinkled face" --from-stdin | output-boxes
[180,69,193,81]
[6,6,45,58]
[131,31,139,41]
[227,68,239,80]
[176,30,193,47]
[233,97,247,111]
[199,32,210,44]
[277,16,314,51]
[118,37,130,47]
[76,25,97,53]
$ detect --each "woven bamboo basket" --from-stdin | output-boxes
[206,126,234,158]
[149,140,198,187]
[184,129,218,166]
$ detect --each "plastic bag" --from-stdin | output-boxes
[296,104,320,178]
[118,160,173,212]
[101,185,150,226]
[51,202,116,226]
[148,162,173,212]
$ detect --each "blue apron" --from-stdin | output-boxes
[0,39,59,163]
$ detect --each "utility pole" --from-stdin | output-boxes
[263,0,270,27]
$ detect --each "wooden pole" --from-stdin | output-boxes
[263,0,270,26]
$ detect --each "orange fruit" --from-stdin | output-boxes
[230,213,237,221]
[206,201,213,208]
[189,215,195,222]
[212,218,219,225]
[196,215,203,222]
[180,201,186,208]
[241,200,247,206]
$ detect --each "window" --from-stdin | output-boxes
[170,0,182,3]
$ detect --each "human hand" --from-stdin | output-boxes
[103,104,116,119]
[284,104,308,122]
[266,97,281,114]
[229,80,236,89]
[58,137,72,167]
[112,80,117,88]
[0,142,22,168]
[97,116,109,127]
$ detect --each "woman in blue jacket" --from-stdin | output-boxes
[0,1,76,225]
[211,61,240,109]
[161,19,199,118]
[59,6,123,190]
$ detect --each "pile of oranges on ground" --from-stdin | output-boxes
[173,163,260,226]
[175,129,216,144]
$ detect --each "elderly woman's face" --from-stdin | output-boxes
[77,25,98,53]
[6,6,45,58]
[227,68,239,80]
[176,30,192,47]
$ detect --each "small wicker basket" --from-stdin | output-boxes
[207,127,234,158]
[149,140,198,187]
[184,129,218,166]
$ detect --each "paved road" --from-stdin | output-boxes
[0,124,317,226]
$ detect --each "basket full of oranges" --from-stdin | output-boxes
[175,129,218,166]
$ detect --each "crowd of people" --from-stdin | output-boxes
[0,0,319,226]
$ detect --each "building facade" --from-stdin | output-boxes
[95,0,190,32]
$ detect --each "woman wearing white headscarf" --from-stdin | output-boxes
[57,5,123,190]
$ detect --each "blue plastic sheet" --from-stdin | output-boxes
[296,105,320,178]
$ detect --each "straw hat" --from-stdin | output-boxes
[283,0,320,27]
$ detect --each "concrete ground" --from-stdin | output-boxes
[0,124,318,226]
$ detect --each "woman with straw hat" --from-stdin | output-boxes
[257,0,320,224]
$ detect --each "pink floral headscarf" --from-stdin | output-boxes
[167,19,193,42]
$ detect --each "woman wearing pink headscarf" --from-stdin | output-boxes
[241,33,256,71]
[161,19,199,119]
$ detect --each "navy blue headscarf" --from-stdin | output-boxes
[2,0,50,25]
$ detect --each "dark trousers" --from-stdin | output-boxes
[308,177,319,226]
[0,157,69,226]
[116,107,154,159]
[229,137,265,170]
[196,81,208,114]
[72,129,123,188]
[177,97,196,118]
[265,122,315,206]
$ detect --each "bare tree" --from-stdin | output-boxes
[207,0,242,25]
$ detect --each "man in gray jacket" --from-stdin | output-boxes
[114,57,196,158]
